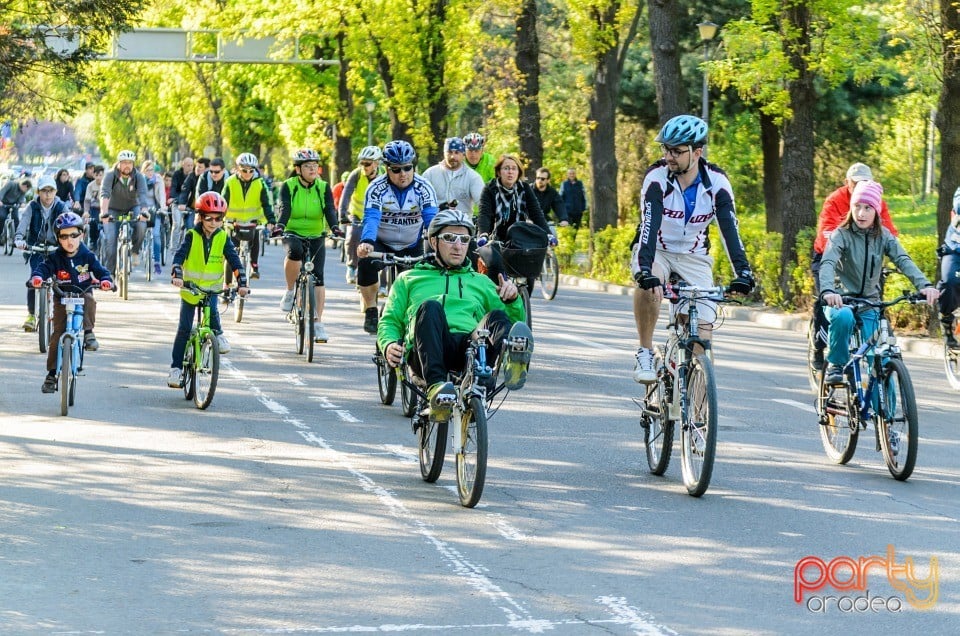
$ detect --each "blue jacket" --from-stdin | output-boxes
[32,243,112,293]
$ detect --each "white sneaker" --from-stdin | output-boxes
[217,334,231,354]
[280,289,295,312]
[167,367,182,388]
[633,347,656,384]
[314,322,328,343]
[345,267,357,284]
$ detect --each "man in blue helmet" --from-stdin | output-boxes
[629,114,755,383]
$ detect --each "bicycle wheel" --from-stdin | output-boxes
[160,221,169,265]
[944,344,960,391]
[294,283,305,355]
[875,357,918,481]
[401,367,417,418]
[642,352,673,475]
[144,229,153,281]
[679,353,718,497]
[3,221,13,255]
[304,276,316,363]
[520,284,532,330]
[817,373,859,464]
[59,336,73,416]
[68,346,79,407]
[194,332,220,410]
[183,344,196,401]
[538,250,559,301]
[806,316,822,393]
[418,414,448,483]
[119,245,130,300]
[376,344,397,405]
[456,396,488,507]
[37,288,50,353]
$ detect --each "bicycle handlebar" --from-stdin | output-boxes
[664,282,739,302]
[365,251,428,265]
[839,292,929,312]
[183,282,240,299]
[20,244,58,254]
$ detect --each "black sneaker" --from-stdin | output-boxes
[427,381,456,421]
[501,322,534,390]
[363,307,379,334]
[41,374,57,393]
[824,364,845,385]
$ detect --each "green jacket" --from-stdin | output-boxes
[819,225,931,301]
[377,259,526,353]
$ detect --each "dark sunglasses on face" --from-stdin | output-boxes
[437,233,471,245]
[58,232,82,240]
[239,168,255,174]
[202,215,224,223]
[209,169,223,176]
[388,164,414,174]
[360,161,376,167]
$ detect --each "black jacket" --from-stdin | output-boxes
[531,184,567,224]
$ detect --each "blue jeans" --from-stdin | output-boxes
[152,215,164,264]
[171,297,222,368]
[825,306,878,367]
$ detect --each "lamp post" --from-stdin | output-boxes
[697,20,718,157]
[365,101,375,146]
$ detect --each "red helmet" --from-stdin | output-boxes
[196,191,228,214]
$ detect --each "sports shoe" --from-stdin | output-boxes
[251,264,260,280]
[824,364,845,385]
[314,322,328,343]
[41,373,57,394]
[216,334,231,354]
[154,263,162,276]
[427,381,456,421]
[280,289,295,312]
[83,331,99,351]
[501,322,534,390]
[363,307,379,334]
[346,266,357,284]
[633,347,656,384]
[378,285,388,298]
[167,367,183,388]
[22,314,36,332]
[887,430,900,457]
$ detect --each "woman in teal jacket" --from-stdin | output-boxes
[377,209,532,420]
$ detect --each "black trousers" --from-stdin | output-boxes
[408,300,512,386]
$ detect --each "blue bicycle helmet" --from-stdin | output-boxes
[382,140,416,166]
[655,115,709,148]
[54,212,84,232]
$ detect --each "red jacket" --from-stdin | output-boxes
[814,184,897,254]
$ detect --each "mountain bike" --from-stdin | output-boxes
[815,293,925,480]
[227,220,258,323]
[179,282,236,410]
[114,213,134,300]
[23,244,58,352]
[284,233,331,363]
[638,281,737,497]
[1,205,16,255]
[366,251,427,404]
[403,326,525,507]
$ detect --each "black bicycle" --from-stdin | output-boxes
[284,233,328,363]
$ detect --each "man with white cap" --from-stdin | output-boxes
[15,176,70,330]
[809,162,898,370]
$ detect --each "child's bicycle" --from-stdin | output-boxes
[39,281,111,416]
[179,282,238,410]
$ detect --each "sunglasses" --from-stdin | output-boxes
[437,233,471,245]
[360,161,376,167]
[239,168,255,174]
[202,215,224,223]
[209,170,223,176]
[58,231,82,240]
[660,144,691,158]
[388,165,415,174]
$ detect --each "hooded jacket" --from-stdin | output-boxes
[819,225,930,301]
[377,258,525,354]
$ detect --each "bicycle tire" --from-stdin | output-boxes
[160,222,168,265]
[876,357,918,481]
[294,282,305,355]
[183,344,196,401]
[817,373,859,464]
[680,353,718,497]
[3,221,13,255]
[59,336,73,416]
[376,344,397,405]
[945,344,960,391]
[642,351,673,475]
[144,229,153,281]
[418,415,448,483]
[456,396,488,507]
[305,276,316,362]
[538,250,559,301]
[194,332,219,410]
[806,316,822,393]
[68,347,78,407]
[37,287,49,353]
[401,368,417,418]
[520,284,532,330]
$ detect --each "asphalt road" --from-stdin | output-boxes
[1,240,957,634]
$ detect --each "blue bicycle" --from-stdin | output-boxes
[815,292,924,480]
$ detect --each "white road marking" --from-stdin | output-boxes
[596,596,678,635]
[772,398,817,414]
[549,332,618,351]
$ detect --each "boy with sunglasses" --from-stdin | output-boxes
[378,210,533,420]
[29,212,114,393]
[167,192,249,389]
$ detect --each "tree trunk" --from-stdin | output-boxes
[760,111,782,233]
[334,29,353,182]
[647,0,687,123]
[589,43,621,232]
[422,0,449,164]
[193,64,222,156]
[937,1,960,240]
[516,0,543,171]
[779,2,816,297]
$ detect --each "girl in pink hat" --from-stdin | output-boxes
[817,180,940,384]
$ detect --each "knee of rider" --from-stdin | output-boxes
[830,307,855,330]
[416,299,444,322]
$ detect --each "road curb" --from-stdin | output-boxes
[558,274,946,360]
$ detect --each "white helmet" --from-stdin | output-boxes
[236,152,259,168]
[358,146,382,162]
[117,149,136,162]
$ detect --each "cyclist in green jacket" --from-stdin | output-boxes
[377,209,533,420]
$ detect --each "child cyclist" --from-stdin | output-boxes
[818,180,939,384]
[167,192,249,388]
[30,212,114,393]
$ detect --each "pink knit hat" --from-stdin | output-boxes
[851,180,883,212]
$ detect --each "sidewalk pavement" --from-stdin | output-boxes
[560,274,946,360]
